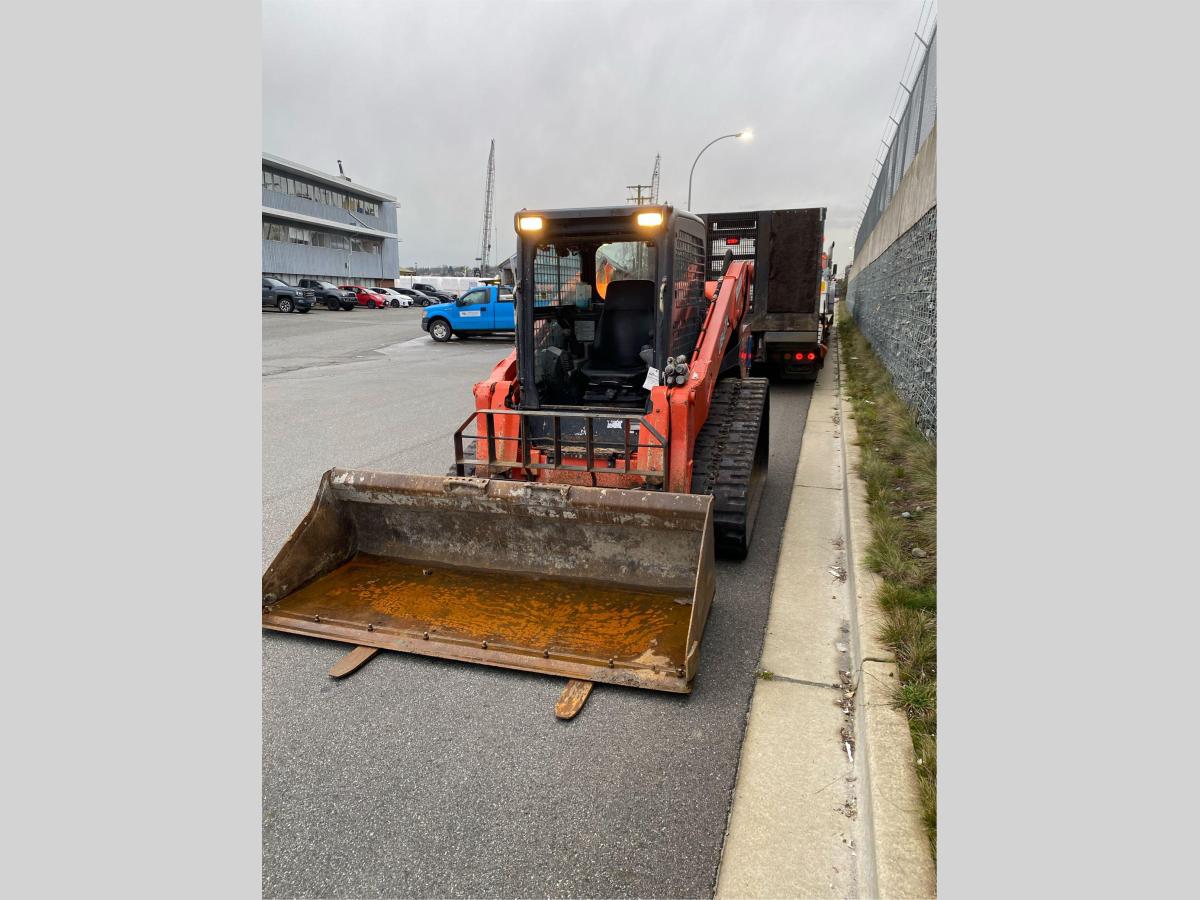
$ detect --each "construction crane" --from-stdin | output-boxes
[477,139,496,274]
[650,153,661,203]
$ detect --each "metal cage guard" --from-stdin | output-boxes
[453,408,669,484]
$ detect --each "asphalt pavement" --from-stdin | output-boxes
[262,305,814,898]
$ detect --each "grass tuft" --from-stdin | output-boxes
[840,307,937,860]
[877,582,937,611]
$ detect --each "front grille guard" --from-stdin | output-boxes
[453,408,668,485]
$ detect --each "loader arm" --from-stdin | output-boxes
[665,260,754,493]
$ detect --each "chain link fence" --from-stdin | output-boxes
[856,28,936,258]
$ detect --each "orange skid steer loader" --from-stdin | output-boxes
[263,206,769,717]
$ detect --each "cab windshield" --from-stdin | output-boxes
[528,241,657,309]
[595,241,656,300]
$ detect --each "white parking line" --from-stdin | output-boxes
[375,336,432,354]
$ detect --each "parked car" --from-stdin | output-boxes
[421,284,515,342]
[374,288,412,308]
[297,279,356,311]
[339,285,387,309]
[262,277,313,313]
[396,287,437,307]
[413,282,457,304]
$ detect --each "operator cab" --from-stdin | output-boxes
[514,205,708,411]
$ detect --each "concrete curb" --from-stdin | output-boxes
[714,329,935,899]
[837,326,937,898]
[715,341,860,899]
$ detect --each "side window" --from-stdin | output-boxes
[670,228,708,358]
[463,288,486,305]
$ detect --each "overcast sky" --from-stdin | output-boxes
[263,0,922,271]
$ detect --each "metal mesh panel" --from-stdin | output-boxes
[856,28,936,258]
[707,217,757,277]
[531,247,582,307]
[670,230,707,359]
[706,215,758,310]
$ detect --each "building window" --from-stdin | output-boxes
[263,166,384,218]
[263,213,385,255]
[350,236,381,255]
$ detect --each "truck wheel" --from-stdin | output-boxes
[277,297,294,314]
[429,319,452,342]
[326,298,339,311]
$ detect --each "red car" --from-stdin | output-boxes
[340,285,387,309]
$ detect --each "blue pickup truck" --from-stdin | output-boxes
[420,284,515,342]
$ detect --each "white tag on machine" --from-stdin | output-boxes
[574,320,596,341]
[643,367,660,390]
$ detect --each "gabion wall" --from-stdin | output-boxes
[847,206,937,441]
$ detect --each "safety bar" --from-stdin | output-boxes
[453,408,668,484]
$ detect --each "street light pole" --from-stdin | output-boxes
[687,129,752,210]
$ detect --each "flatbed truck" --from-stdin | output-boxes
[702,207,831,380]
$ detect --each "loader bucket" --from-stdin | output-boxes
[262,470,716,692]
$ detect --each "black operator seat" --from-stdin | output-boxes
[579,279,656,385]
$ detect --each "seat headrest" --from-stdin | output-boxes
[602,279,655,311]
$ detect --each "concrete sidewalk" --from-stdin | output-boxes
[715,331,935,898]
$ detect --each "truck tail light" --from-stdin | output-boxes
[807,352,816,361]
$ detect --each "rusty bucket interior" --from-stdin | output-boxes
[262,470,716,692]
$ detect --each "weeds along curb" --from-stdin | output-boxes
[837,324,937,898]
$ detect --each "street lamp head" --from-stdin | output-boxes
[688,129,753,211]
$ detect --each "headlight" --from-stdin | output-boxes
[517,214,543,232]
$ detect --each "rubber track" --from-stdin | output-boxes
[690,377,770,558]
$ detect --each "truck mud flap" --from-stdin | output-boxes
[262,470,716,693]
